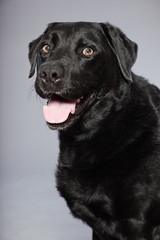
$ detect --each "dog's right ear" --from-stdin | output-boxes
[101,23,138,83]
[28,35,42,78]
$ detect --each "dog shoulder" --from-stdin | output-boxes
[132,74,160,112]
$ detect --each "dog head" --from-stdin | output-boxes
[28,22,137,130]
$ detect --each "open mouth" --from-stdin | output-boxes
[43,93,94,130]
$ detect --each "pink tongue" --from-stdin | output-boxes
[43,99,76,124]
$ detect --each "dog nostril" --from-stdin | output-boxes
[41,71,47,78]
[52,72,58,80]
[40,66,64,82]
[52,71,62,82]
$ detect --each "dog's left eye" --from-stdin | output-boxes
[42,44,51,54]
[83,47,94,56]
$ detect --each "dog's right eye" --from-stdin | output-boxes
[41,44,51,54]
[83,47,94,56]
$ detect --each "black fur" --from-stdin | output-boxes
[28,22,160,239]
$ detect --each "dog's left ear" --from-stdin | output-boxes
[28,35,42,78]
[101,23,138,82]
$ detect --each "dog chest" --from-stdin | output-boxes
[56,165,151,238]
[56,165,114,219]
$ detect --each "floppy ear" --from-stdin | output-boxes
[101,23,138,82]
[28,35,42,78]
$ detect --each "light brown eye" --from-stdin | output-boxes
[83,47,94,56]
[42,44,50,54]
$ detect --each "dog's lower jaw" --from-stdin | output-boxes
[46,114,80,130]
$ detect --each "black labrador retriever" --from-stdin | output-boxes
[28,22,160,240]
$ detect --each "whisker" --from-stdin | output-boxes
[27,84,45,104]
[27,84,36,99]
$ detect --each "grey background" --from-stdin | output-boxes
[0,0,160,239]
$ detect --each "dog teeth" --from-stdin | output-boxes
[76,99,81,104]
[76,96,84,104]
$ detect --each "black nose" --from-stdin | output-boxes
[39,64,64,82]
